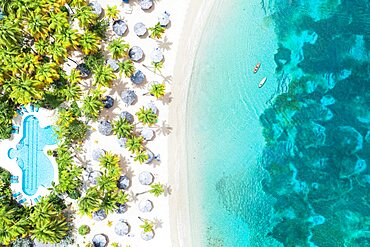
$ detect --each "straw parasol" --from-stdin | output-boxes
[115,203,128,214]
[117,175,130,190]
[88,1,102,17]
[92,209,107,221]
[145,101,158,114]
[150,48,164,63]
[130,70,145,85]
[159,11,170,27]
[98,120,113,136]
[134,22,147,36]
[121,90,137,106]
[117,137,127,148]
[141,128,155,141]
[88,170,102,185]
[145,150,154,164]
[76,63,90,78]
[141,230,154,241]
[139,199,153,212]
[138,0,153,10]
[114,220,130,236]
[106,59,119,72]
[139,171,154,185]
[92,234,108,247]
[113,20,127,36]
[129,46,144,62]
[121,111,134,123]
[92,148,105,161]
[102,95,114,109]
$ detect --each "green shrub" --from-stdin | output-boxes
[78,225,91,235]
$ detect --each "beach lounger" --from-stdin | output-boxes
[30,104,34,112]
[35,106,39,112]
[122,0,129,3]
[13,192,21,198]
[34,198,39,203]
[16,109,23,116]
[11,126,20,134]
[19,198,26,204]
[21,106,28,113]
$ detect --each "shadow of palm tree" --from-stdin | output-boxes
[160,92,172,105]
[153,217,163,229]
[128,190,138,203]
[164,184,172,196]
[156,36,172,51]
[155,120,172,136]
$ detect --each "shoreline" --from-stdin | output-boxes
[168,0,217,246]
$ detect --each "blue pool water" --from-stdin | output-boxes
[187,0,370,246]
[8,115,57,196]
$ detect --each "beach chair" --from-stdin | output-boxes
[34,197,39,203]
[30,104,35,112]
[11,126,20,134]
[10,175,19,183]
[35,106,39,112]
[122,0,129,3]
[13,192,21,198]
[16,109,23,116]
[19,198,26,204]
[21,105,28,113]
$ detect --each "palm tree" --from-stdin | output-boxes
[30,219,69,244]
[78,187,101,215]
[48,41,68,64]
[68,68,82,84]
[149,83,166,99]
[93,65,116,88]
[79,31,101,55]
[99,152,120,169]
[139,219,154,233]
[107,38,129,59]
[118,59,135,77]
[112,117,134,138]
[134,151,149,164]
[136,183,165,197]
[136,107,158,126]
[34,39,50,55]
[35,62,59,84]
[75,5,98,28]
[148,22,165,39]
[27,11,49,40]
[126,136,144,154]
[152,61,164,74]
[4,74,43,105]
[62,82,81,101]
[81,90,104,121]
[97,173,118,192]
[0,18,22,47]
[106,6,119,20]
[48,11,70,34]
[55,28,80,49]
[68,0,86,8]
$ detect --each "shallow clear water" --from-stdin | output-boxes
[187,0,370,246]
[8,115,56,196]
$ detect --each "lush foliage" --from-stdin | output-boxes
[136,107,158,126]
[149,83,166,99]
[148,22,165,39]
[78,225,90,235]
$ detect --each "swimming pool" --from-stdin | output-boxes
[8,115,57,196]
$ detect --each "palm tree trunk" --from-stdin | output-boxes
[135,191,149,196]
[67,57,78,65]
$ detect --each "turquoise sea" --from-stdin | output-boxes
[187,0,370,246]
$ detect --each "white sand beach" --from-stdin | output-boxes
[168,0,217,246]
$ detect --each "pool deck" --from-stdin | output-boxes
[0,106,58,206]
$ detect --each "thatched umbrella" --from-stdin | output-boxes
[92,148,105,161]
[145,150,154,164]
[138,0,153,10]
[139,171,154,185]
[92,209,107,221]
[150,48,163,63]
[141,128,155,141]
[88,170,102,185]
[106,59,119,72]
[92,234,108,247]
[129,46,144,62]
[88,1,102,17]
[139,199,153,212]
[117,175,130,190]
[102,95,114,109]
[76,63,91,78]
[121,90,137,106]
[115,219,130,236]
[98,120,113,136]
[141,230,154,241]
[117,138,127,148]
[134,22,147,36]
[159,11,170,27]
[115,203,128,214]
[113,20,127,36]
[145,101,158,114]
[121,111,134,123]
[130,70,145,85]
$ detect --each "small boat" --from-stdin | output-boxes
[258,77,267,88]
[253,62,261,73]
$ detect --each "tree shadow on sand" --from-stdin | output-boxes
[154,120,172,136]
[156,36,172,52]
